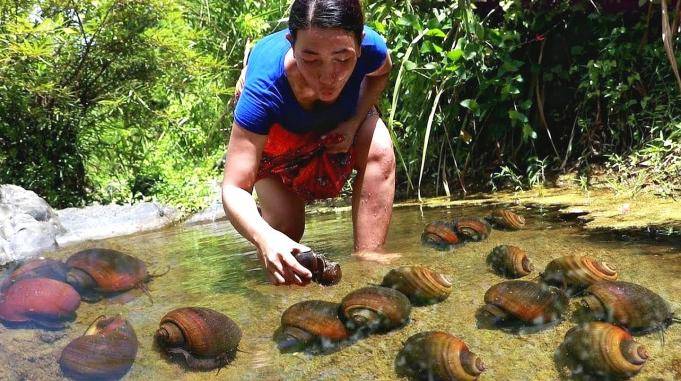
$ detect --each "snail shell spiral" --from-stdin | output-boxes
[381,266,452,305]
[340,286,411,333]
[422,221,461,248]
[481,280,568,326]
[278,300,349,351]
[397,331,486,381]
[562,322,649,378]
[155,307,241,370]
[487,209,525,230]
[486,245,534,279]
[541,255,618,295]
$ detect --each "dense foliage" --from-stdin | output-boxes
[1,0,679,210]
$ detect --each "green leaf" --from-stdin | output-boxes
[522,124,537,141]
[404,60,417,71]
[460,99,479,112]
[508,110,528,123]
[447,49,463,62]
[426,28,446,38]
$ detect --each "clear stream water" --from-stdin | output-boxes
[0,201,679,380]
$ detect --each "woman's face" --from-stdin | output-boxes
[289,27,361,103]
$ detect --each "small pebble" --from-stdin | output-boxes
[37,331,66,344]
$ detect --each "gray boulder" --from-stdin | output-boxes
[0,185,63,264]
[0,184,182,264]
[56,202,181,246]
[185,200,227,225]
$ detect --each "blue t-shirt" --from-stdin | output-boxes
[234,26,388,135]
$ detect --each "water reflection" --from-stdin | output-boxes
[0,203,679,380]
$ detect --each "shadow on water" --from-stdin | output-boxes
[474,306,564,335]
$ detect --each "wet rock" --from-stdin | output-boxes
[38,331,66,344]
[0,185,63,265]
[56,202,181,246]
[558,207,590,221]
[0,185,56,222]
[185,201,226,225]
[185,180,226,225]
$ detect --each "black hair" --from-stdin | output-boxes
[288,0,364,44]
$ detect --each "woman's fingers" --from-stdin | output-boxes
[279,258,301,285]
[268,267,286,285]
[281,252,312,280]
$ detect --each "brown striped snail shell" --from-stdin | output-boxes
[561,322,649,378]
[59,315,138,380]
[66,248,151,301]
[155,307,241,370]
[293,250,341,286]
[422,221,461,248]
[541,255,618,296]
[454,217,491,242]
[340,286,411,332]
[486,209,525,230]
[581,281,676,334]
[278,300,350,352]
[0,258,69,293]
[486,245,534,278]
[396,331,486,381]
[481,280,568,326]
[381,266,452,305]
[0,278,80,329]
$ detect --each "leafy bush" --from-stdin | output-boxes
[1,0,679,211]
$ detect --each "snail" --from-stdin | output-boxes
[65,248,160,302]
[422,221,461,249]
[486,209,525,230]
[486,245,534,278]
[59,315,138,380]
[340,286,411,333]
[581,281,679,334]
[0,278,80,329]
[561,322,649,379]
[541,255,618,296]
[381,266,452,305]
[454,217,491,242]
[396,331,486,381]
[293,250,341,286]
[278,300,350,352]
[0,258,69,293]
[155,307,242,370]
[480,280,568,326]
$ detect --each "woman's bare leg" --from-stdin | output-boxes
[255,177,306,242]
[352,110,396,252]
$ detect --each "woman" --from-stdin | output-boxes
[221,0,397,286]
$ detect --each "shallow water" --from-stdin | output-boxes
[1,202,680,380]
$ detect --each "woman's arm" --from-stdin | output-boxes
[324,54,393,153]
[221,124,312,285]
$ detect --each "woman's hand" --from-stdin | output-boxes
[256,229,313,286]
[322,118,361,154]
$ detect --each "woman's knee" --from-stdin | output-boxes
[269,218,305,242]
[255,178,306,241]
